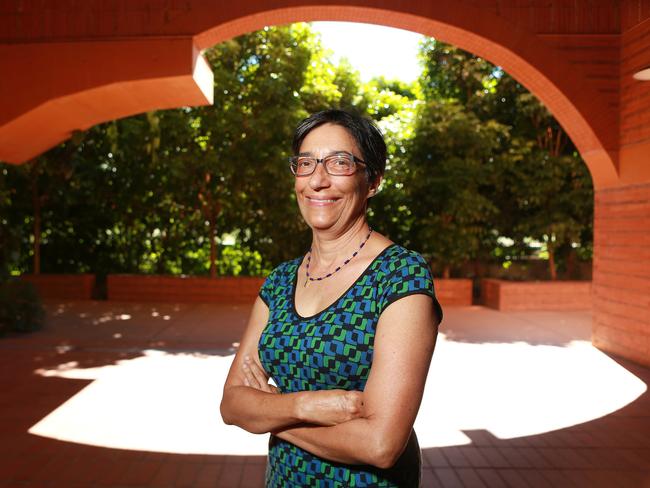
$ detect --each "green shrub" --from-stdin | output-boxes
[0,280,45,335]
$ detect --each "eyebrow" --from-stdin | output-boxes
[297,150,351,157]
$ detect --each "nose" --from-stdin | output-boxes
[308,160,331,190]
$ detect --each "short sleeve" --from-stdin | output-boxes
[378,251,443,324]
[258,269,276,308]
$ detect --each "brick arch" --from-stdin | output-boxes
[193,4,618,189]
[0,1,619,189]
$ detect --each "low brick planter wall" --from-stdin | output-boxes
[481,278,592,311]
[107,275,265,304]
[434,279,473,306]
[19,274,95,300]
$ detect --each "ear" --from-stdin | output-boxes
[367,175,382,198]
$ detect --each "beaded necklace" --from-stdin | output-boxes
[304,228,374,287]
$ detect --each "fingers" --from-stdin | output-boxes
[241,359,260,389]
[245,356,269,388]
[242,355,278,394]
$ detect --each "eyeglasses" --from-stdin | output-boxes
[289,152,366,176]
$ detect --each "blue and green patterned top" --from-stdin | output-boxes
[258,243,443,488]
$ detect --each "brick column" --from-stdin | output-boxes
[592,182,650,367]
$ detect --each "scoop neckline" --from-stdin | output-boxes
[291,243,399,320]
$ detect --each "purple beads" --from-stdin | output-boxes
[302,228,374,286]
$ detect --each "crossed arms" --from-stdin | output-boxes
[220,293,439,469]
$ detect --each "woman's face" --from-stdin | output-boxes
[294,123,378,233]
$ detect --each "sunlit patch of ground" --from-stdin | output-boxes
[415,336,646,448]
[29,332,646,455]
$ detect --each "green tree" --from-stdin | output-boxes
[365,81,419,245]
[405,100,505,277]
[187,24,318,271]
[1,28,593,284]
[0,165,22,280]
[416,39,593,279]
[494,93,593,279]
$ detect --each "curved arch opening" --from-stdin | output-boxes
[194,5,619,188]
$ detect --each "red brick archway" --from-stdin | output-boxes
[0,2,622,189]
[1,1,649,366]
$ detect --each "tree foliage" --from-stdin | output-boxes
[405,101,506,277]
[410,40,593,279]
[0,28,593,282]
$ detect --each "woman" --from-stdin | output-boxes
[221,109,443,487]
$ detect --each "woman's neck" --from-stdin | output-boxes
[308,218,371,268]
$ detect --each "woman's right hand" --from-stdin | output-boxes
[297,389,365,426]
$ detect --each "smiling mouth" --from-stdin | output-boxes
[306,196,340,204]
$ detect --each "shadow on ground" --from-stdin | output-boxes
[0,302,648,487]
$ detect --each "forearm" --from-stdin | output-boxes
[275,417,396,468]
[221,386,302,434]
[234,358,366,434]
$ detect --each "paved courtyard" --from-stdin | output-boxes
[0,301,649,487]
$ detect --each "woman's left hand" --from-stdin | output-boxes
[241,355,280,394]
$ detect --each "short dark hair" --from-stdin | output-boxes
[292,109,386,184]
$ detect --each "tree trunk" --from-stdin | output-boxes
[126,220,134,272]
[566,248,576,279]
[442,265,451,279]
[208,188,218,279]
[31,163,41,275]
[200,172,221,279]
[155,229,166,275]
[209,213,217,279]
[473,258,482,278]
[548,246,557,281]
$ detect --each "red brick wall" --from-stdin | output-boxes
[481,279,592,311]
[0,1,625,43]
[620,15,650,184]
[107,275,265,304]
[19,274,95,300]
[539,34,620,116]
[107,275,473,307]
[482,279,502,310]
[620,1,650,31]
[434,279,473,306]
[592,182,650,367]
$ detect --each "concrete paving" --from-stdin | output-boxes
[0,301,648,487]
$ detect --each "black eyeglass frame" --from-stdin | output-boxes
[288,151,367,177]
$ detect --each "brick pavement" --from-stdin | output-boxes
[0,301,648,487]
